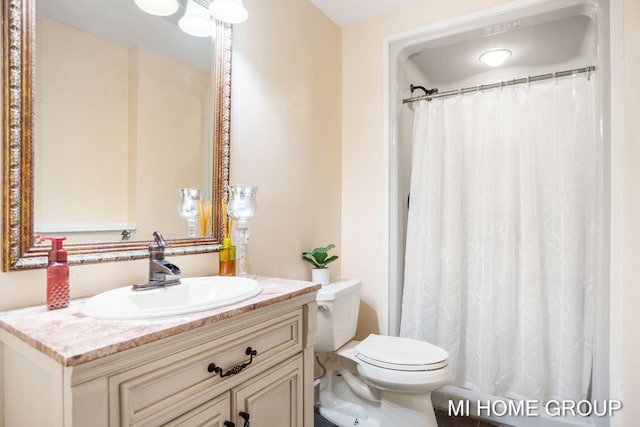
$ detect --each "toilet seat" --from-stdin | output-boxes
[355,334,448,372]
[352,335,450,393]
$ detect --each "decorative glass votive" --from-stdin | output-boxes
[227,185,257,275]
[178,188,202,238]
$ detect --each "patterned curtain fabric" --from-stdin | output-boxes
[400,75,597,402]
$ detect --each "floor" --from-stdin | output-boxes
[314,407,337,427]
[434,408,513,427]
[313,407,513,427]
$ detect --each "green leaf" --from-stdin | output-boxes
[315,252,328,264]
[320,244,335,252]
[301,254,321,268]
[301,244,338,268]
[323,255,338,266]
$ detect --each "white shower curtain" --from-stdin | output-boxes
[400,75,597,403]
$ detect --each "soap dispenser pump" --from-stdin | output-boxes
[45,237,69,310]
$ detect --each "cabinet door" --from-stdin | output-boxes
[163,392,231,427]
[233,357,304,427]
[111,309,303,427]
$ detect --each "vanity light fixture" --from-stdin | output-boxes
[479,48,512,67]
[134,0,179,16]
[209,0,249,24]
[179,0,214,37]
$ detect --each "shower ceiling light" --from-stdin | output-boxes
[209,0,248,24]
[479,48,512,67]
[134,0,179,16]
[179,0,214,37]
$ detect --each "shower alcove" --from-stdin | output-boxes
[384,0,611,426]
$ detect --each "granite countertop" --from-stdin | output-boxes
[0,276,320,367]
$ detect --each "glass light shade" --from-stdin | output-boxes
[479,48,512,67]
[134,0,179,16]
[209,0,248,24]
[179,0,214,37]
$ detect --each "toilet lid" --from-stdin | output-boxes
[355,334,449,371]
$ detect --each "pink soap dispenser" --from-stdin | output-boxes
[45,237,69,310]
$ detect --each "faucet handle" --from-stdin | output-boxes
[152,231,167,248]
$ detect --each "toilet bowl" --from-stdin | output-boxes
[315,279,450,427]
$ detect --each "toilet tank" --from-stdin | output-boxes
[315,279,361,352]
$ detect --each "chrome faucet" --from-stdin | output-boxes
[132,231,182,291]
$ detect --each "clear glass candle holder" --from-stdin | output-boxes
[227,185,257,275]
[178,188,202,238]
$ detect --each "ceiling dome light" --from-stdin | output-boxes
[179,0,214,37]
[479,48,512,67]
[209,0,248,24]
[134,0,179,16]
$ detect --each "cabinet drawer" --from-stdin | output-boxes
[109,309,302,427]
[163,392,231,427]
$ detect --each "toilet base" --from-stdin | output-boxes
[319,406,380,427]
[319,368,381,427]
[380,391,437,426]
[318,357,439,427]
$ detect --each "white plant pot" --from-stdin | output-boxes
[312,268,330,285]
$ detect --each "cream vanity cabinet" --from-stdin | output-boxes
[0,285,318,427]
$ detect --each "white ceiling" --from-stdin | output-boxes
[409,14,594,87]
[38,0,212,71]
[309,0,427,27]
[308,1,595,89]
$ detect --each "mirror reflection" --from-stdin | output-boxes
[34,0,215,244]
[1,0,230,270]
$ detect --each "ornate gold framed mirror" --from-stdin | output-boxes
[2,0,232,270]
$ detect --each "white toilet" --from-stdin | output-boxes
[315,279,450,427]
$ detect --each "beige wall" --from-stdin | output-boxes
[0,0,341,307]
[230,0,342,281]
[33,18,212,242]
[621,0,640,420]
[131,46,211,238]
[341,0,638,424]
[35,18,130,229]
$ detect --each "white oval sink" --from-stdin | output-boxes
[81,276,262,320]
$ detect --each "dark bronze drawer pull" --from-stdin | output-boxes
[208,347,258,378]
[239,411,250,427]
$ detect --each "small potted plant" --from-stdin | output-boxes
[301,244,338,285]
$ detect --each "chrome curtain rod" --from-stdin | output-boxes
[402,65,596,104]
